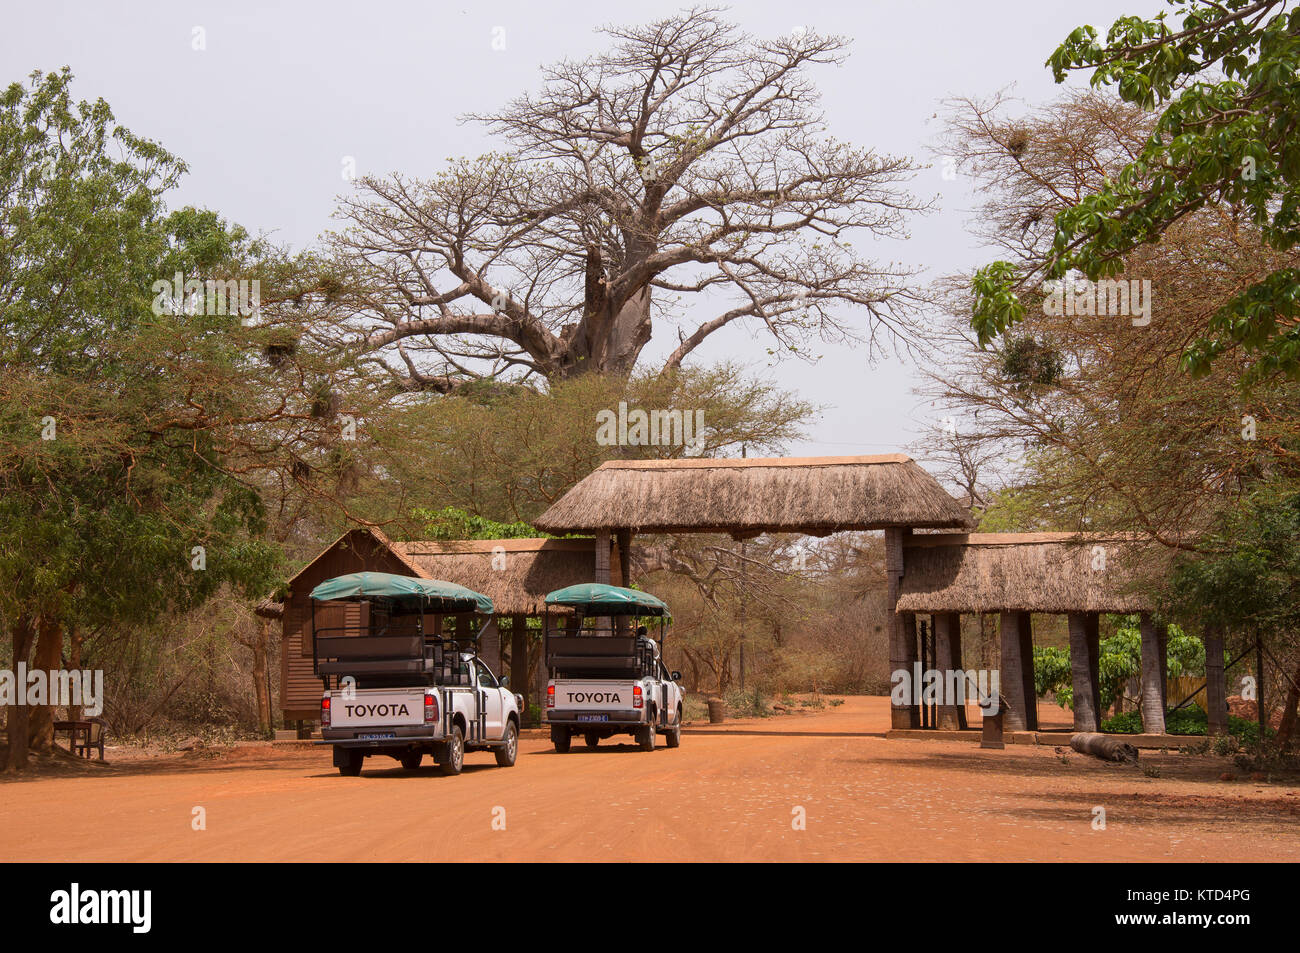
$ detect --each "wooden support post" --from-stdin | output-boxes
[885,527,919,729]
[594,530,611,584]
[934,612,967,730]
[614,529,632,635]
[532,614,548,707]
[594,530,612,636]
[1067,611,1102,732]
[510,615,528,706]
[1204,622,1228,736]
[999,612,1036,732]
[616,529,632,587]
[479,615,502,674]
[1139,612,1166,735]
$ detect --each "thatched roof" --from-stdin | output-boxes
[278,528,596,616]
[534,454,973,537]
[896,532,1167,614]
[392,538,595,616]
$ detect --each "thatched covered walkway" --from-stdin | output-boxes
[896,532,1222,737]
[535,458,1216,742]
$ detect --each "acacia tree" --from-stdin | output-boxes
[921,91,1300,548]
[0,70,372,766]
[327,8,928,390]
[972,0,1300,381]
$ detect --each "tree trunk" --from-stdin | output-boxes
[999,612,1036,732]
[68,624,84,723]
[1204,623,1229,736]
[934,612,967,730]
[252,618,271,735]
[1139,613,1166,734]
[1068,612,1102,732]
[1277,659,1300,752]
[27,616,63,753]
[1071,731,1139,763]
[5,616,36,771]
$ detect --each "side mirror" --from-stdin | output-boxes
[671,671,682,682]
[500,675,510,687]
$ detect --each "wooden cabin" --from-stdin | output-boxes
[273,528,600,726]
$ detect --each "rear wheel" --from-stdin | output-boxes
[337,748,363,777]
[400,751,422,771]
[637,716,656,752]
[440,725,465,776]
[665,707,682,748]
[584,732,600,749]
[551,726,571,753]
[495,720,518,767]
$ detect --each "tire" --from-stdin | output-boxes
[552,726,571,753]
[584,732,600,749]
[665,707,682,748]
[400,751,422,771]
[637,715,656,752]
[495,720,518,767]
[440,724,465,776]
[337,748,363,777]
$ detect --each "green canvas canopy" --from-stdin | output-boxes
[544,583,670,616]
[309,571,493,613]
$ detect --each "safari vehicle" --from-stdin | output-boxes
[542,583,683,752]
[311,571,522,777]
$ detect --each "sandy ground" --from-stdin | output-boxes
[1,697,1296,862]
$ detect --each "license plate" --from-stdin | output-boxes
[358,732,396,740]
[576,714,608,723]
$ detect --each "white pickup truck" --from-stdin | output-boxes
[309,571,523,777]
[542,584,683,753]
[322,654,522,776]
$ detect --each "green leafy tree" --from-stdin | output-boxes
[0,69,330,767]
[970,0,1300,381]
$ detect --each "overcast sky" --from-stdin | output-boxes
[4,0,1164,464]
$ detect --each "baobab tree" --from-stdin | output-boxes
[328,8,929,389]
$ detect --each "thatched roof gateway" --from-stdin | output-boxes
[393,538,595,616]
[534,455,973,537]
[896,532,1168,614]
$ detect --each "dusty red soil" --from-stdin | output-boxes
[1,697,1295,862]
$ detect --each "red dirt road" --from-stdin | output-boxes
[1,698,1296,862]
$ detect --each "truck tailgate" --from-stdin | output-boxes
[331,688,425,728]
[552,681,635,710]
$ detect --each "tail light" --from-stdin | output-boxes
[547,683,555,709]
[320,695,331,727]
[633,684,643,709]
[424,692,439,724]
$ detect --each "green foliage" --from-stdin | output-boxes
[971,0,1300,380]
[412,506,539,541]
[1103,706,1271,745]
[1165,489,1300,636]
[1034,615,1207,710]
[0,69,286,641]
